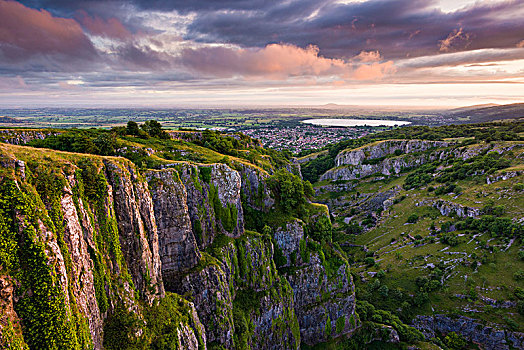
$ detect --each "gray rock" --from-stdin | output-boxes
[412,315,513,350]
[145,169,202,291]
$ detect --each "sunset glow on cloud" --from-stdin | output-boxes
[0,0,523,107]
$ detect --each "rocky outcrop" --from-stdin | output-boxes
[314,182,356,196]
[178,232,300,349]
[416,199,481,218]
[0,129,59,145]
[286,252,357,345]
[0,147,175,349]
[103,160,164,303]
[177,262,235,347]
[274,220,304,267]
[487,171,521,184]
[232,234,300,349]
[335,140,452,167]
[237,163,274,211]
[412,315,524,350]
[433,200,480,218]
[321,140,520,182]
[59,181,104,347]
[322,152,436,181]
[177,163,244,249]
[145,169,201,290]
[0,142,359,350]
[358,188,399,213]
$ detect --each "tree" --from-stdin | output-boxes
[268,168,306,214]
[126,121,140,136]
[94,132,117,156]
[141,120,169,139]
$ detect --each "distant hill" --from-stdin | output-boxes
[447,102,524,123]
[448,103,499,113]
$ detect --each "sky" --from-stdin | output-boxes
[0,0,523,108]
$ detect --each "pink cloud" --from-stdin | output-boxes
[352,61,396,80]
[354,51,382,62]
[77,10,131,40]
[180,44,396,82]
[0,0,96,59]
[180,44,347,79]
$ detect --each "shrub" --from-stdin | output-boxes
[518,251,524,261]
[199,167,212,183]
[378,285,389,298]
[444,332,467,350]
[364,257,375,266]
[514,270,524,281]
[441,232,459,246]
[267,168,306,214]
[309,215,333,243]
[407,214,419,223]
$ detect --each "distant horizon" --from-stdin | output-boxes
[0,101,521,112]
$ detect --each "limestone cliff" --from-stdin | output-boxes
[0,142,358,350]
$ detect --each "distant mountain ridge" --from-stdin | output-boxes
[446,102,524,123]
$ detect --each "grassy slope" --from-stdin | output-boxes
[312,137,524,333]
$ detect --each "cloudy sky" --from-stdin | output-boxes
[0,0,523,107]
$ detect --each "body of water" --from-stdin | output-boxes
[302,118,411,127]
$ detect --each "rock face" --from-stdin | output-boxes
[286,252,357,345]
[416,199,481,218]
[145,169,202,290]
[271,216,358,346]
[237,163,274,211]
[103,160,164,303]
[176,163,244,249]
[322,151,438,181]
[334,140,452,167]
[0,147,192,349]
[178,264,235,347]
[412,315,524,350]
[59,181,104,347]
[274,220,304,267]
[0,129,59,145]
[433,200,480,218]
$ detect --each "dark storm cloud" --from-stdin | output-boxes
[186,0,524,59]
[18,0,276,13]
[14,0,524,61]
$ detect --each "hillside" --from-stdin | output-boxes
[304,119,524,349]
[446,103,524,123]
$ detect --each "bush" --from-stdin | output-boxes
[441,232,459,246]
[309,215,333,243]
[444,332,467,350]
[364,257,375,266]
[267,168,306,214]
[514,270,524,281]
[406,214,419,223]
[518,251,524,261]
